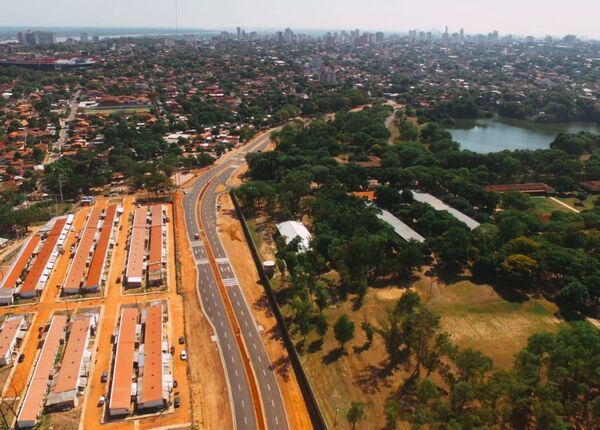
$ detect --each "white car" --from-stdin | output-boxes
[180,350,187,360]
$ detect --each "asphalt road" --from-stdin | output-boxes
[47,89,80,164]
[183,130,288,430]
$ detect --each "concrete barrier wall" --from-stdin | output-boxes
[230,190,327,430]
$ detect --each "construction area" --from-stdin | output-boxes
[0,197,193,430]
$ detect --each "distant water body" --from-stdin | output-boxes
[447,117,600,153]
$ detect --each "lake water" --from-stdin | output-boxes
[447,117,600,153]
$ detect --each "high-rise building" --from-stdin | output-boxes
[319,68,340,85]
[80,33,89,43]
[375,31,384,43]
[459,28,464,44]
[283,27,293,43]
[236,26,241,41]
[17,30,56,46]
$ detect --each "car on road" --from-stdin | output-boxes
[174,396,181,408]
[194,233,199,240]
[101,371,108,383]
[173,380,178,388]
[178,336,185,344]
[180,350,187,360]
[98,396,106,406]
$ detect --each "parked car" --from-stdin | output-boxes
[170,346,175,355]
[101,371,108,383]
[178,336,185,345]
[180,350,187,360]
[173,380,178,388]
[174,396,181,408]
[98,396,106,406]
[18,353,25,363]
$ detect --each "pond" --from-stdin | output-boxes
[447,117,600,153]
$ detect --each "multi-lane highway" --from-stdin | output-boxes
[182,129,288,430]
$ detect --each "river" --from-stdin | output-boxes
[447,117,600,153]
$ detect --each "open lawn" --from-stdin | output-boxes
[556,195,597,211]
[289,277,562,429]
[530,196,571,216]
[415,279,562,368]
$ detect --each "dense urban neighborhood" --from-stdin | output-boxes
[0,23,598,430]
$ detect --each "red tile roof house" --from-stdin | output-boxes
[484,183,556,196]
[580,181,600,193]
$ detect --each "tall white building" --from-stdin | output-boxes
[17,30,56,46]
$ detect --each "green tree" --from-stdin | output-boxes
[314,313,328,339]
[346,401,365,430]
[433,227,473,273]
[361,321,374,346]
[333,314,355,352]
[500,254,538,288]
[558,281,590,312]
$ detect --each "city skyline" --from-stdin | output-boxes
[4,0,600,39]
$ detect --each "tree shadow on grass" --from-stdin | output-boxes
[321,347,344,364]
[354,359,397,394]
[352,341,371,355]
[307,338,323,353]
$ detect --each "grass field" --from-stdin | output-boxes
[556,195,597,210]
[291,277,562,429]
[415,280,561,367]
[530,196,571,215]
[85,107,150,115]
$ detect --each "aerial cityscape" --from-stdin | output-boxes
[0,1,599,429]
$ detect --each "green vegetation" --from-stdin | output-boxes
[238,104,600,428]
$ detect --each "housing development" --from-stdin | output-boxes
[0,6,599,429]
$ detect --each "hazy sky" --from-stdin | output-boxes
[5,0,600,38]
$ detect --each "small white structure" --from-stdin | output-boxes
[377,209,425,243]
[276,221,311,252]
[411,190,480,230]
